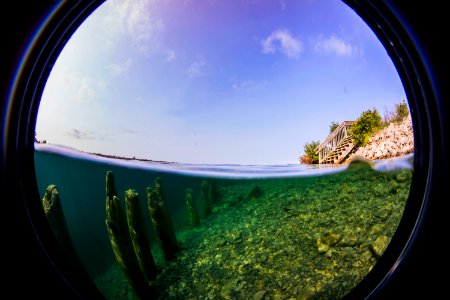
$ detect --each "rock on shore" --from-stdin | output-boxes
[348,116,414,161]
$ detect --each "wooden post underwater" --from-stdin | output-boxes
[105,171,150,299]
[200,179,211,219]
[41,184,90,279]
[125,189,158,282]
[147,177,179,261]
[208,179,219,204]
[185,188,199,227]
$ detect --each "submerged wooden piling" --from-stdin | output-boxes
[41,184,90,278]
[208,179,219,204]
[125,189,158,281]
[147,177,179,261]
[105,171,150,299]
[200,179,211,219]
[185,188,199,227]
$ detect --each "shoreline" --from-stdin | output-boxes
[86,151,178,165]
[35,133,414,169]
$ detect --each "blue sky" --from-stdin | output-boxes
[35,0,407,165]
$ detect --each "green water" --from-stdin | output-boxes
[34,148,412,299]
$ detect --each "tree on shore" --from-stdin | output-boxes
[383,100,409,125]
[329,121,339,134]
[299,101,410,164]
[299,140,320,164]
[349,108,382,147]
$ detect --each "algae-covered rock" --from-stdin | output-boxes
[346,155,374,171]
[253,290,267,300]
[389,180,400,194]
[318,232,342,246]
[394,170,410,183]
[221,280,233,300]
[317,232,342,254]
[370,235,391,258]
[297,285,316,300]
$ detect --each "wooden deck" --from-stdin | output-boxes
[316,121,355,164]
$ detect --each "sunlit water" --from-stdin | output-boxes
[34,143,413,299]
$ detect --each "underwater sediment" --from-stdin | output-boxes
[95,162,412,300]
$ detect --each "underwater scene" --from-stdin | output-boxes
[34,144,413,300]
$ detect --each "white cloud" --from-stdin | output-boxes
[261,29,303,59]
[101,0,164,55]
[186,59,207,78]
[166,49,177,62]
[61,72,105,103]
[107,58,133,76]
[78,78,96,100]
[75,77,105,103]
[314,36,358,57]
[68,128,102,141]
[231,80,268,91]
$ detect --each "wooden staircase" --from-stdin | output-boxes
[316,121,355,164]
[321,136,354,164]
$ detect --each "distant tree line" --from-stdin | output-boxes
[299,100,409,164]
[34,132,46,144]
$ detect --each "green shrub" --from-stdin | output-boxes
[393,100,409,122]
[350,108,382,147]
[302,140,320,164]
[329,121,339,134]
[382,100,410,125]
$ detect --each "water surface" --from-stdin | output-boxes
[34,143,413,299]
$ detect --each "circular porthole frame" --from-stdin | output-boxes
[1,1,447,298]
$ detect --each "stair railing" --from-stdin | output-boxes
[316,121,354,164]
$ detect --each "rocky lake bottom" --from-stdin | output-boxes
[94,162,411,300]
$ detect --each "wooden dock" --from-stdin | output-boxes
[316,121,355,164]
